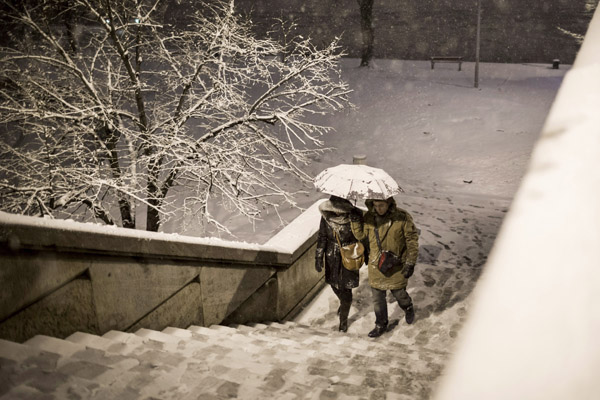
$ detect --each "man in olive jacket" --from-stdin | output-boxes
[351,197,419,338]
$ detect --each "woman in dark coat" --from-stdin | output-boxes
[315,195,367,332]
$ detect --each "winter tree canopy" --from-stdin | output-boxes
[0,0,351,233]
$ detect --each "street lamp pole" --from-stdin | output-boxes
[475,0,482,88]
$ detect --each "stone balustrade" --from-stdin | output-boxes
[0,200,326,342]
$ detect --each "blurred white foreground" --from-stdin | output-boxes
[434,7,600,400]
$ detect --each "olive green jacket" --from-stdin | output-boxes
[351,199,419,290]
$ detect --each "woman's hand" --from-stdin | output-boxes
[315,248,324,272]
[349,208,363,222]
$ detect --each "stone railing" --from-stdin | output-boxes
[435,6,600,400]
[0,201,325,343]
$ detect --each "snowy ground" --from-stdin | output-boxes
[283,58,568,350]
[206,58,568,245]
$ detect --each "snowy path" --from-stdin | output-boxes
[292,59,566,354]
[295,190,510,353]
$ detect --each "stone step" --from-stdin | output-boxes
[205,325,443,382]
[149,323,445,378]
[134,325,440,397]
[0,366,114,400]
[18,335,143,390]
[1,322,445,399]
[0,338,52,364]
[127,328,350,398]
[65,331,115,350]
[134,327,186,344]
[24,335,86,358]
[20,332,226,394]
[103,329,186,355]
[224,322,448,368]
[3,338,147,397]
[4,335,234,398]
[0,338,63,396]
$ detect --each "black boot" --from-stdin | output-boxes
[339,319,348,332]
[404,305,415,325]
[338,301,351,333]
[368,324,387,338]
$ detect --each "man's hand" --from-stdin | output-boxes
[403,263,415,278]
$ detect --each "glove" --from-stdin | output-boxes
[349,208,363,222]
[403,263,415,279]
[315,249,324,273]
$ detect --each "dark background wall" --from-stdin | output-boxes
[233,0,598,64]
[2,1,595,64]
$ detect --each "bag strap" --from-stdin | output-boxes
[333,230,343,249]
[330,221,355,249]
[374,220,391,252]
[374,226,383,252]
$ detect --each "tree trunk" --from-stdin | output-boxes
[101,125,135,228]
[64,9,78,54]
[357,0,374,67]
[146,196,161,232]
[145,155,163,232]
[474,0,482,88]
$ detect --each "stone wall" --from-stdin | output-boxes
[0,201,325,343]
[233,0,597,64]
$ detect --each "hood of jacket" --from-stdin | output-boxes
[319,197,355,227]
[365,197,397,215]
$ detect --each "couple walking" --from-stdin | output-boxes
[315,195,419,337]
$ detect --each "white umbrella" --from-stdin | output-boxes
[314,164,403,201]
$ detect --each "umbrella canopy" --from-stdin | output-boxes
[314,164,403,201]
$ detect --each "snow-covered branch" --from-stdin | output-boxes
[557,27,585,45]
[0,0,352,234]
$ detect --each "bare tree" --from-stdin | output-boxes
[557,1,597,45]
[357,0,374,67]
[268,15,302,64]
[0,0,351,233]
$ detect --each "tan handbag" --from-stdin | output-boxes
[334,231,365,271]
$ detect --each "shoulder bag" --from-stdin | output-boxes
[333,231,365,271]
[374,224,402,275]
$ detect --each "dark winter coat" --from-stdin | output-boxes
[351,198,419,290]
[315,198,366,290]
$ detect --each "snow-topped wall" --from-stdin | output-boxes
[435,6,600,400]
[0,201,325,342]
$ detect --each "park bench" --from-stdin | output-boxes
[430,56,463,71]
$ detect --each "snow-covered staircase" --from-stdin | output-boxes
[0,321,448,399]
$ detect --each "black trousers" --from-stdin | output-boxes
[331,286,352,320]
[371,287,412,327]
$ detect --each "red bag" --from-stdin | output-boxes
[375,224,401,275]
[378,250,401,274]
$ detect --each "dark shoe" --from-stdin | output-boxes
[368,324,387,338]
[339,319,348,332]
[405,305,415,325]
